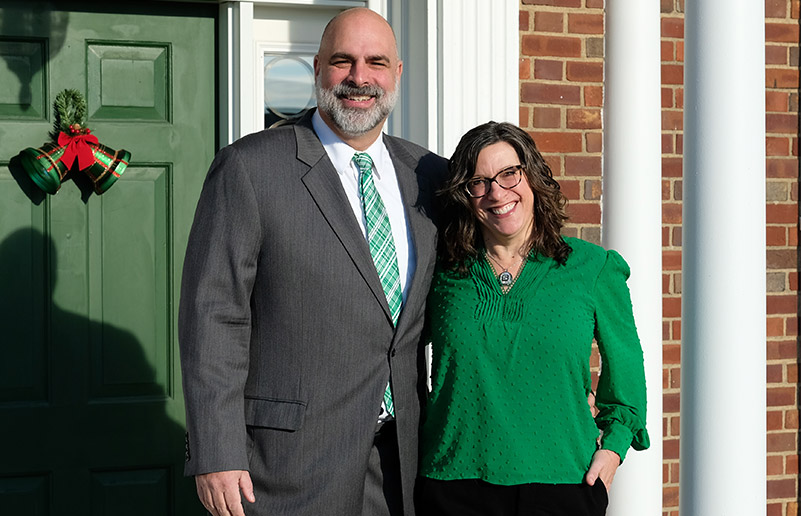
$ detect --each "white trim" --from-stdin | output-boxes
[255,42,318,132]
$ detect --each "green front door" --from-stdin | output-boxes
[0,2,215,514]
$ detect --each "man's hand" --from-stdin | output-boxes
[584,449,620,492]
[195,470,256,516]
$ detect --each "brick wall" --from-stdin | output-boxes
[519,0,801,514]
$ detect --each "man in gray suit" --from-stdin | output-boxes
[179,8,446,516]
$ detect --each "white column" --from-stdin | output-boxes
[601,2,663,515]
[680,1,767,515]
[434,0,518,157]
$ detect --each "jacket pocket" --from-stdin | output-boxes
[244,396,306,431]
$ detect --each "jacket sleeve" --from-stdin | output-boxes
[592,250,650,461]
[178,145,262,475]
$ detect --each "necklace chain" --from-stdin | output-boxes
[484,249,527,288]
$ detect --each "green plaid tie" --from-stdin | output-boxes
[353,152,401,417]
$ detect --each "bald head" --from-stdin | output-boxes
[319,8,399,60]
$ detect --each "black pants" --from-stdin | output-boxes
[416,477,608,516]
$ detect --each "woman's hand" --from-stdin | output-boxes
[584,449,621,491]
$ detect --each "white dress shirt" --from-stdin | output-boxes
[312,110,416,302]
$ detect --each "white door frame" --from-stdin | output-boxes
[217,0,519,156]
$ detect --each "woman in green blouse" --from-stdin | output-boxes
[417,122,649,516]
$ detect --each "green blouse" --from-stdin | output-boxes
[419,237,649,485]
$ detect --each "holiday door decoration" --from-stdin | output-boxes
[17,89,131,195]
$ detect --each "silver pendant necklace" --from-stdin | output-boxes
[484,250,526,287]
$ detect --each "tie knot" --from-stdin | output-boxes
[353,152,373,173]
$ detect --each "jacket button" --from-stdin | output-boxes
[390,349,397,357]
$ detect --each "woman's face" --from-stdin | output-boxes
[468,141,535,248]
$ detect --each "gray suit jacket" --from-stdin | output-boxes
[179,111,446,515]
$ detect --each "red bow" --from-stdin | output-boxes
[58,130,99,171]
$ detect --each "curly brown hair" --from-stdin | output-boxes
[439,121,572,272]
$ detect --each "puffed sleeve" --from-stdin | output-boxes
[592,250,650,461]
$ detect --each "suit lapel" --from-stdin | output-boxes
[295,115,394,323]
[383,135,437,331]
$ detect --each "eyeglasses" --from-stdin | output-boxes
[464,165,524,198]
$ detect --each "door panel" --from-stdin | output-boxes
[0,2,214,514]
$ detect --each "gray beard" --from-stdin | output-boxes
[315,79,399,137]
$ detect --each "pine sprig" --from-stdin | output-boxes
[50,89,89,140]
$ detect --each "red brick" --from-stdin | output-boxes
[560,179,580,200]
[663,203,682,224]
[662,87,674,108]
[519,58,531,80]
[534,11,564,33]
[767,226,787,246]
[767,204,798,224]
[676,40,684,62]
[519,10,530,31]
[521,83,581,105]
[530,131,583,153]
[566,61,603,82]
[661,41,674,61]
[766,68,800,89]
[584,85,603,107]
[663,486,679,508]
[766,0,788,18]
[663,250,682,270]
[768,454,785,475]
[767,249,797,269]
[522,35,582,58]
[522,0,581,6]
[662,110,683,131]
[787,409,800,430]
[788,453,799,474]
[767,478,797,498]
[661,63,684,85]
[675,88,684,108]
[533,107,561,128]
[768,387,796,407]
[662,157,683,178]
[586,0,603,7]
[566,109,601,129]
[767,136,791,156]
[767,113,800,134]
[661,17,684,38]
[768,409,785,430]
[662,273,670,294]
[534,59,563,80]
[662,180,672,200]
[585,132,602,153]
[663,297,681,318]
[788,316,798,336]
[766,45,788,66]
[766,22,800,43]
[767,340,797,360]
[566,202,601,223]
[767,362,784,382]
[567,13,603,34]
[520,106,531,128]
[564,155,601,175]
[793,0,801,18]
[790,271,799,291]
[768,295,798,315]
[767,158,799,179]
[663,343,681,364]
